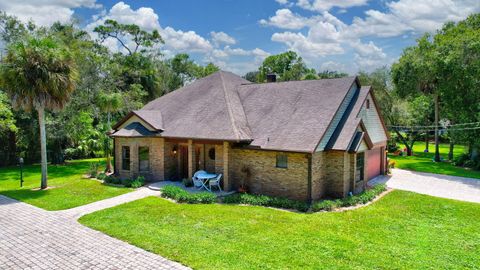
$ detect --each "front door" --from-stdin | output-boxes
[179,146,188,179]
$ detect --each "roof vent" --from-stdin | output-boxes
[266,74,277,83]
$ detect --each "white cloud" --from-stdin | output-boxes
[259,9,314,30]
[210,31,236,47]
[349,0,480,38]
[275,0,290,5]
[0,0,101,26]
[320,61,347,72]
[351,41,388,72]
[296,0,368,12]
[86,2,212,53]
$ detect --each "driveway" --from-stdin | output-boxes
[370,169,480,203]
[0,194,189,270]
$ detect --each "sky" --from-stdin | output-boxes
[1,0,479,75]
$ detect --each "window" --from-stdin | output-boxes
[122,146,130,171]
[208,147,215,160]
[366,99,370,109]
[276,153,288,168]
[356,152,365,182]
[139,146,149,171]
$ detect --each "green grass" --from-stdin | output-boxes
[80,191,480,269]
[0,159,131,210]
[389,142,480,179]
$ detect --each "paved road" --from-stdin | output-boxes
[370,168,480,203]
[0,195,189,270]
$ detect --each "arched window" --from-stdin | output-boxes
[208,147,215,160]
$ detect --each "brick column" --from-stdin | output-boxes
[188,139,193,179]
[223,141,230,191]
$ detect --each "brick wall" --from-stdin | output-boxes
[114,137,164,181]
[229,148,309,201]
[311,151,326,200]
[323,151,355,197]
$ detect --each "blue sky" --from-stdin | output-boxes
[1,0,479,75]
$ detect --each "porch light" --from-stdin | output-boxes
[172,146,177,155]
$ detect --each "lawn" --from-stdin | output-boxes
[80,191,480,269]
[0,159,131,210]
[389,142,480,179]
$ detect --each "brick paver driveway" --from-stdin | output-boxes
[0,195,189,270]
[370,169,480,203]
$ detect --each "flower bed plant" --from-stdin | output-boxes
[312,184,387,212]
[222,193,309,212]
[161,185,217,204]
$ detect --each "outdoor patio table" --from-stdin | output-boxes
[196,172,217,191]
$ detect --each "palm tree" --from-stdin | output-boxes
[0,36,77,189]
[96,92,122,173]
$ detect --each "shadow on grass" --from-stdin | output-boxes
[0,187,49,201]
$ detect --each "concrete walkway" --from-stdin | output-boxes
[59,187,160,219]
[369,168,480,203]
[0,194,189,270]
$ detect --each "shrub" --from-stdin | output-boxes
[222,193,308,212]
[161,185,216,204]
[88,163,99,178]
[312,200,341,212]
[104,175,121,185]
[97,172,107,180]
[312,184,386,212]
[182,178,193,187]
[122,178,134,187]
[452,153,470,167]
[131,176,145,188]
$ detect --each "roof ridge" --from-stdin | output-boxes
[220,71,242,141]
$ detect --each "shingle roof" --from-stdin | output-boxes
[329,86,371,151]
[111,71,366,153]
[140,71,252,141]
[237,77,357,152]
[111,122,158,137]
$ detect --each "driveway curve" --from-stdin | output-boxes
[0,195,189,270]
[370,168,480,203]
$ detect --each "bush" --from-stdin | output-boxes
[88,163,99,178]
[182,178,193,187]
[97,172,107,180]
[161,185,216,204]
[312,184,386,212]
[104,175,121,185]
[452,153,470,167]
[131,176,145,188]
[222,193,308,212]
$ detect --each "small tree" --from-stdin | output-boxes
[0,36,77,189]
[96,92,122,173]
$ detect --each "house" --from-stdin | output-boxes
[110,71,388,201]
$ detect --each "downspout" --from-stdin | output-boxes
[307,153,313,206]
[112,137,116,175]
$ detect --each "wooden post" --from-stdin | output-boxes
[223,141,229,191]
[188,139,193,179]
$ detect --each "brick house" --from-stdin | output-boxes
[110,71,388,201]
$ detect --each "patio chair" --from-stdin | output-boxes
[209,174,223,191]
[193,170,206,189]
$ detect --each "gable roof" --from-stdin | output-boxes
[237,76,358,152]
[111,122,159,137]
[141,71,252,141]
[110,71,378,153]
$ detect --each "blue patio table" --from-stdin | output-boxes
[196,172,217,191]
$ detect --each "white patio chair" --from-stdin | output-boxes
[193,170,206,189]
[209,174,223,191]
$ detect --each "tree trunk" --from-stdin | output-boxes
[425,133,429,152]
[434,93,440,162]
[105,112,113,173]
[37,107,48,189]
[448,140,454,161]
